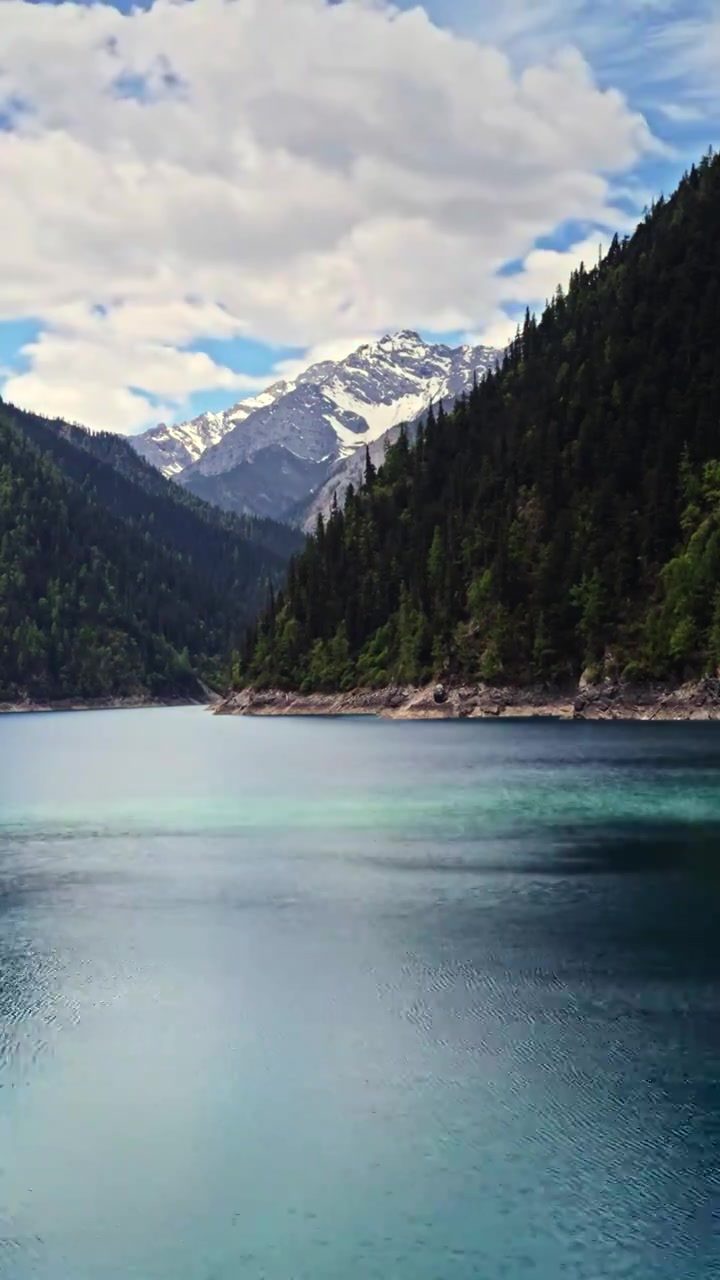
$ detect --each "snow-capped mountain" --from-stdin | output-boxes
[132,381,291,477]
[133,332,499,522]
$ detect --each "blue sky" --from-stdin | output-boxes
[1,0,718,432]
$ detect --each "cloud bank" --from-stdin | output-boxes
[0,0,661,430]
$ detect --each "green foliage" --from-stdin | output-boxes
[355,622,393,688]
[644,461,720,676]
[240,150,720,690]
[395,585,430,684]
[0,403,298,701]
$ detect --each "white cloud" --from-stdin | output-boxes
[271,333,381,384]
[437,1,691,72]
[500,233,609,304]
[468,313,517,352]
[0,0,659,431]
[650,13,720,103]
[2,297,271,430]
[466,230,611,350]
[657,102,706,123]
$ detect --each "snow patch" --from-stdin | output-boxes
[131,331,499,483]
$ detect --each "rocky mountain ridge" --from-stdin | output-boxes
[132,332,499,523]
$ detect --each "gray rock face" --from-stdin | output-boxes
[188,383,365,478]
[132,331,500,522]
[182,447,330,524]
[300,388,466,531]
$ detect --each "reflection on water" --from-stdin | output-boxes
[1,710,719,1279]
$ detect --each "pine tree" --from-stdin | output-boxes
[364,445,376,490]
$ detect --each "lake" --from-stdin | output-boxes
[1,707,719,1278]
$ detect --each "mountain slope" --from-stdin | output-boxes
[299,385,465,532]
[133,332,498,523]
[186,449,331,524]
[7,403,301,565]
[239,151,720,692]
[0,401,301,702]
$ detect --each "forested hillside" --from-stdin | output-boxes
[4,403,300,565]
[242,151,720,692]
[0,403,301,702]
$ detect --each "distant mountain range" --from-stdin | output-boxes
[132,332,499,526]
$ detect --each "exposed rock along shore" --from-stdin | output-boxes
[214,679,720,721]
[6,682,718,719]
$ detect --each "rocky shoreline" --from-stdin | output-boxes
[6,681,719,720]
[215,678,720,721]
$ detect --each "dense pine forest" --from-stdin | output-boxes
[0,402,300,702]
[242,151,720,692]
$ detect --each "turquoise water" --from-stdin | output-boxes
[1,708,719,1278]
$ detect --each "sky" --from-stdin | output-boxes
[0,0,718,435]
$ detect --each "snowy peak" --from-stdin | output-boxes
[133,332,498,479]
[133,380,291,476]
[131,332,500,521]
[191,332,497,477]
[133,413,226,477]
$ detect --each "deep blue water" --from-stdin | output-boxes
[1,708,719,1279]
